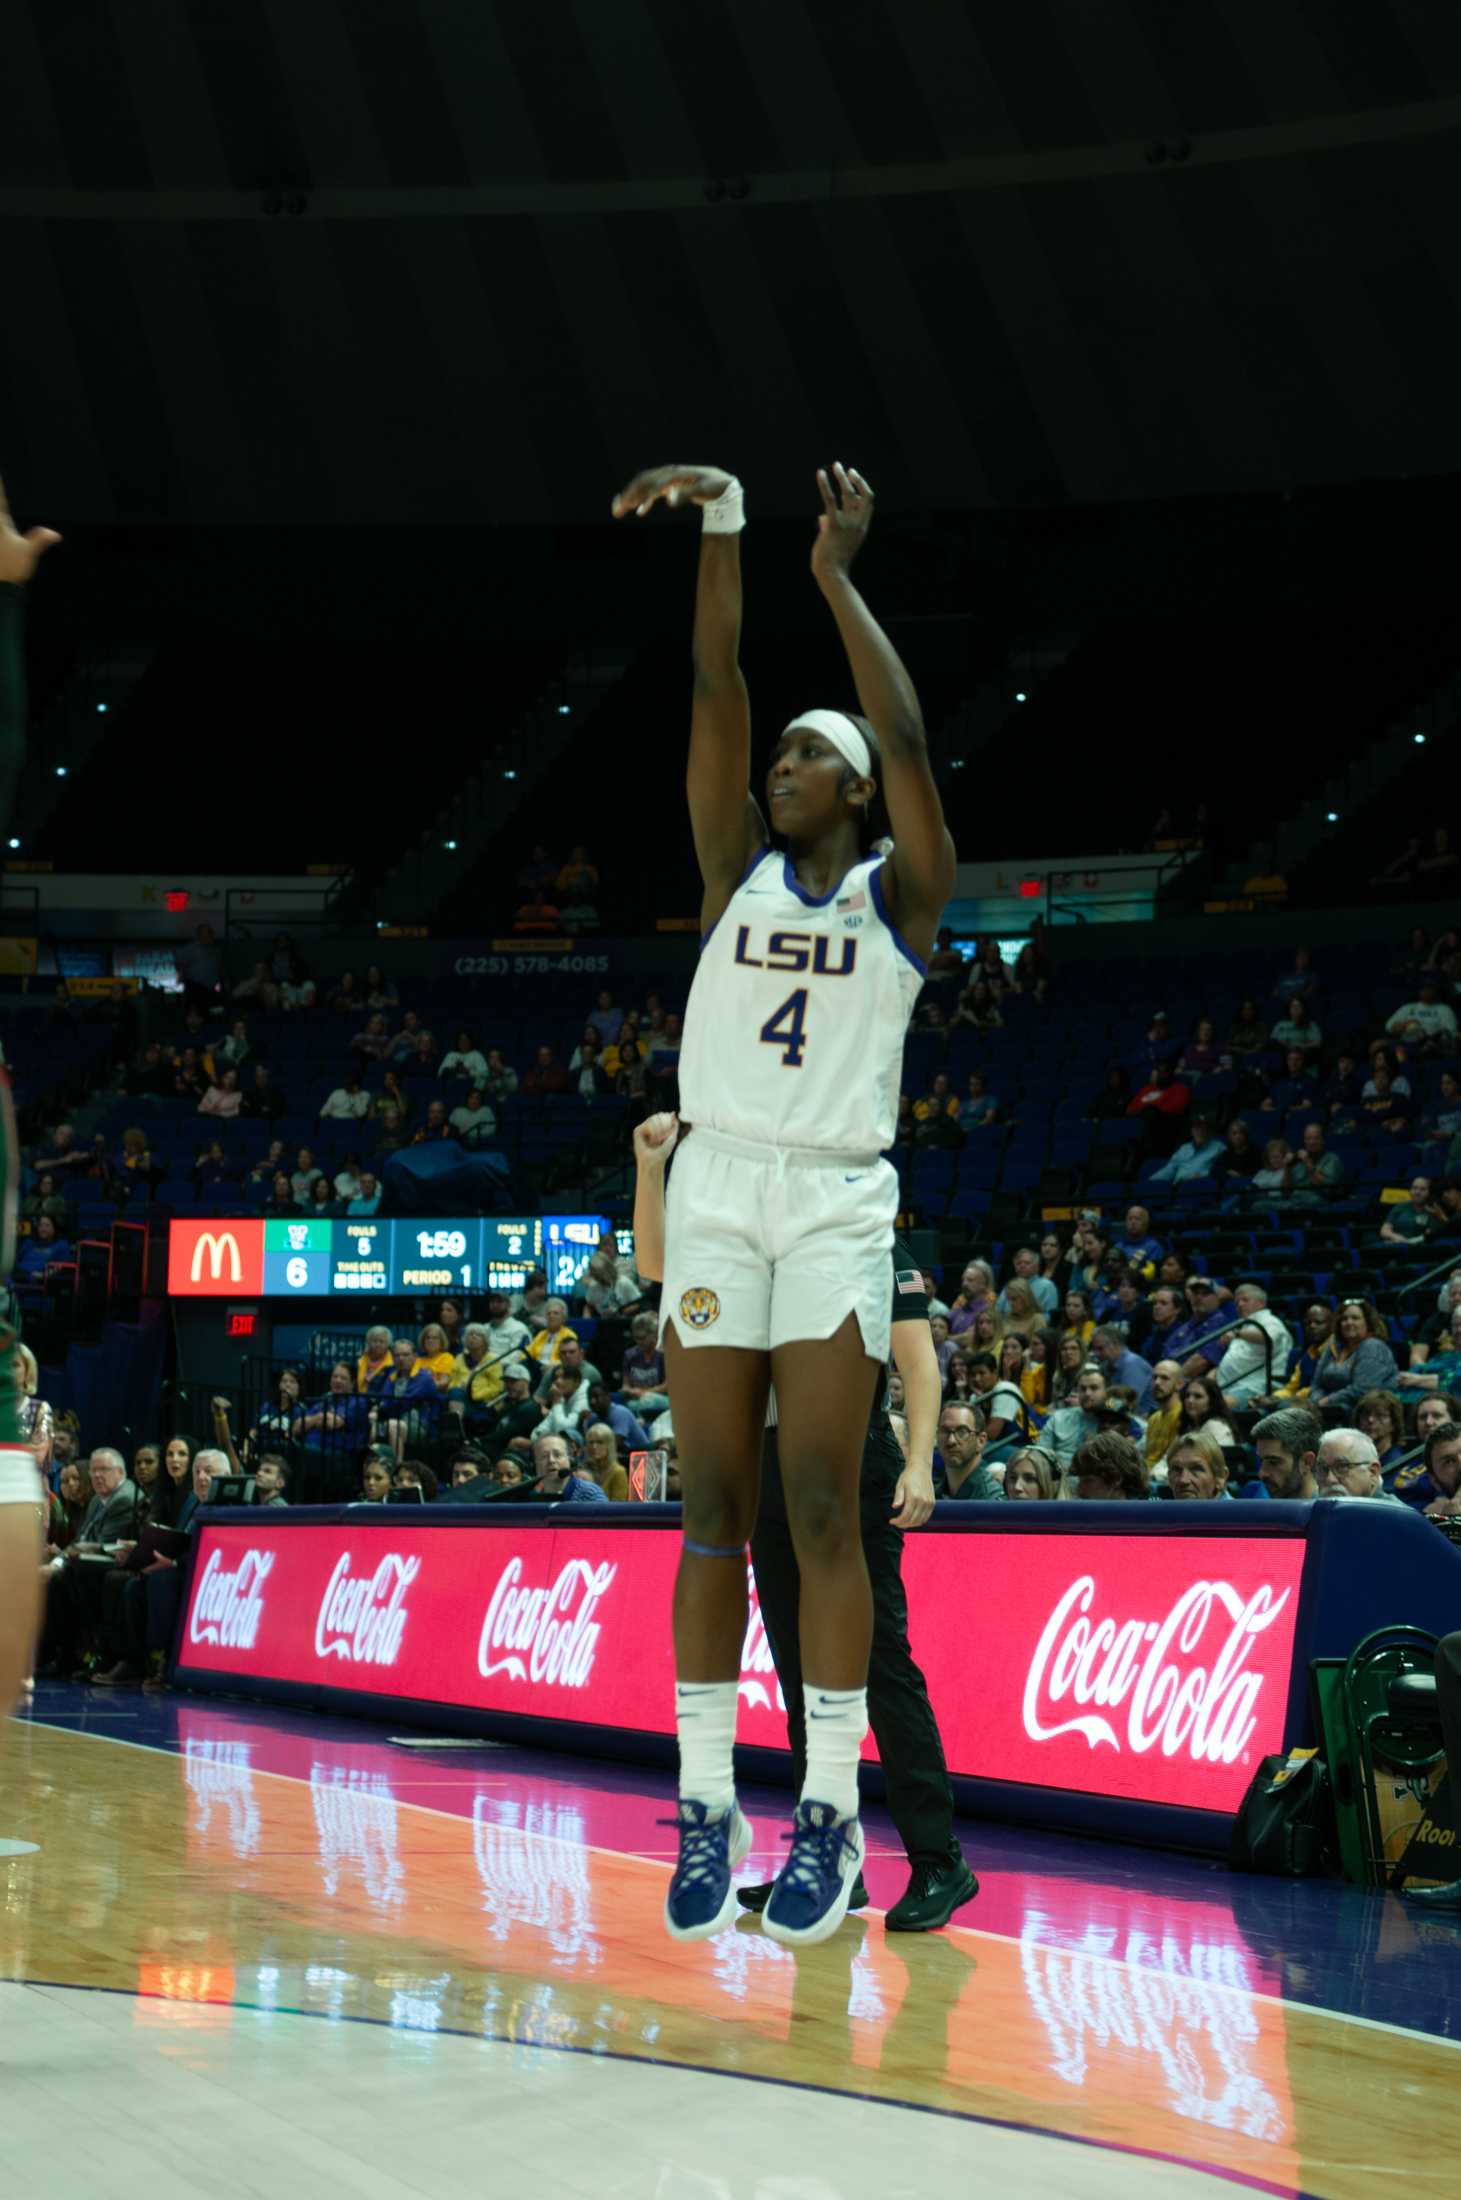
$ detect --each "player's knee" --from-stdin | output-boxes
[681,1459,755,1546]
[783,1458,859,1558]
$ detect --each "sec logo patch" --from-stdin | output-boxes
[679,1286,721,1330]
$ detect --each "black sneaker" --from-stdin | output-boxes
[885,1854,980,1932]
[738,1869,869,1916]
[1401,1877,1461,1913]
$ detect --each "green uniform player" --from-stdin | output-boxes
[0,475,60,1720]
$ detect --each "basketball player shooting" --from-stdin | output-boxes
[0,473,61,1728]
[610,460,955,1944]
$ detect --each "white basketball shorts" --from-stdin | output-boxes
[0,1446,42,1508]
[659,1127,898,1361]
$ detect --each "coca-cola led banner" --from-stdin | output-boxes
[180,1522,1307,1816]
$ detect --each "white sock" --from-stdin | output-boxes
[800,1685,867,1821]
[676,1681,739,1812]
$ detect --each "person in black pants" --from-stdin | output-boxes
[1403,1628,1461,1910]
[738,1249,979,1931]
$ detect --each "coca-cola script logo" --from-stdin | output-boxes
[1022,1576,1292,1764]
[189,1547,274,1651]
[477,1556,617,1688]
[739,1568,786,1715]
[314,1551,420,1666]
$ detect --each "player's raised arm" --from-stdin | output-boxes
[810,463,954,959]
[612,463,765,929]
[630,1111,679,1283]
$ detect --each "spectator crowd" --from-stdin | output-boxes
[12,920,1461,1665]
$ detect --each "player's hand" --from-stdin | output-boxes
[811,463,873,582]
[611,465,737,519]
[890,1460,935,1530]
[633,1112,680,1168]
[0,475,60,586]
[211,1396,230,1418]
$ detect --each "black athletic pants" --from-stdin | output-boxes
[751,1428,959,1868]
[99,1567,148,1669]
[41,1560,108,1667]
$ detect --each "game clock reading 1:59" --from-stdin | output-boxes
[399,1226,476,1289]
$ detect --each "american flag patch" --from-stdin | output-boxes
[895,1268,922,1294]
[836,890,866,912]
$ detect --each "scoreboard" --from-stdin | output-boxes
[167,1215,628,1300]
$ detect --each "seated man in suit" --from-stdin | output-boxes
[71,1447,141,1546]
[38,1447,140,1676]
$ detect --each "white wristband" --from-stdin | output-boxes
[701,477,745,534]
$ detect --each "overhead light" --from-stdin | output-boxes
[6,837,18,850]
[444,839,458,851]
[55,765,68,777]
[949,758,966,770]
[1415,733,1427,745]
[503,769,517,781]
[96,702,108,714]
[557,705,571,716]
[1014,691,1027,703]
[1326,811,1338,823]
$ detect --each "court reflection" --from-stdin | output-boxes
[1017,1931,1285,2141]
[310,1764,406,1907]
[184,1734,261,1856]
[473,1795,601,1966]
[7,1705,1461,2200]
[162,1704,1295,2181]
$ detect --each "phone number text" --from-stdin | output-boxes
[454,954,611,977]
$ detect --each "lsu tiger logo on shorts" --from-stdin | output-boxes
[679,1286,721,1330]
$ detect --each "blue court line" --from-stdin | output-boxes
[8,1975,1302,2200]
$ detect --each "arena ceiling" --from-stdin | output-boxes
[1,0,1459,523]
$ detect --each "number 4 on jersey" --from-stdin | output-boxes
[759,988,809,1068]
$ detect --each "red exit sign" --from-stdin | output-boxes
[225,1308,258,1338]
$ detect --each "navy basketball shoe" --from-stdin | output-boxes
[762,1802,865,1947]
[663,1798,754,1942]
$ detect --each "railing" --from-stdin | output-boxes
[1043,849,1197,927]
[223,880,345,951]
[1396,1248,1461,1300]
[1194,1310,1279,1399]
[0,880,39,934]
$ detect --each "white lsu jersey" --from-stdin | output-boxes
[676,847,925,1156]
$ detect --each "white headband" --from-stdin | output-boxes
[782,709,872,781]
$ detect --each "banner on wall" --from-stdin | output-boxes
[179,1519,1306,1817]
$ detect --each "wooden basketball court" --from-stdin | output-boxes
[4,1689,1458,2198]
